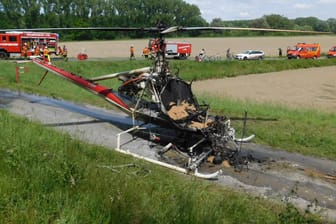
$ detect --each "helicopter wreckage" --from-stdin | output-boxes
[33,58,253,178]
[32,25,319,179]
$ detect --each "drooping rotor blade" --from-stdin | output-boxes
[89,67,151,82]
[160,26,181,34]
[181,26,332,34]
[0,27,129,32]
[0,27,158,33]
[0,26,331,35]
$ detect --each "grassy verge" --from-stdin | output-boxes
[0,110,321,223]
[171,58,336,81]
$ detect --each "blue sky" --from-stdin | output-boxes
[184,0,336,22]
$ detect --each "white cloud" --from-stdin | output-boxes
[293,3,313,9]
[239,12,250,18]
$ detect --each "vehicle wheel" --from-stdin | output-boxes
[243,57,247,60]
[296,55,300,59]
[180,54,187,60]
[0,51,8,59]
[259,56,263,60]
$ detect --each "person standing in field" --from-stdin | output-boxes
[278,48,282,57]
[22,43,28,59]
[142,46,150,59]
[130,45,135,60]
[43,45,50,63]
[62,45,68,61]
[226,48,231,60]
[196,48,205,61]
[34,45,40,56]
[58,46,63,56]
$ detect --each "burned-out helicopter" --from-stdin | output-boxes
[3,25,330,177]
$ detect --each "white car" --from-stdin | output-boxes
[234,50,265,60]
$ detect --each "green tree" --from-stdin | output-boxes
[24,2,41,28]
[0,0,334,40]
[313,20,330,32]
[293,24,313,31]
[294,17,318,29]
[249,17,269,28]
[0,0,24,28]
[210,18,225,27]
[263,14,294,29]
[327,18,336,33]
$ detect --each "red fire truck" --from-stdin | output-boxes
[0,31,59,59]
[165,41,192,59]
[149,39,192,59]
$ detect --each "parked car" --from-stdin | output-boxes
[327,46,336,58]
[234,50,265,60]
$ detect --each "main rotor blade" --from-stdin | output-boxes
[1,26,331,35]
[161,26,181,34]
[89,67,151,82]
[182,26,332,34]
[0,27,156,32]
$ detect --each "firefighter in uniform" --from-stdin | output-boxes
[22,43,28,59]
[34,45,40,56]
[142,46,150,59]
[43,46,50,63]
[58,46,63,56]
[62,45,68,61]
[130,45,135,60]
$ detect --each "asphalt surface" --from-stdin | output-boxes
[1,89,336,222]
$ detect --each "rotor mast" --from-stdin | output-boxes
[153,23,173,76]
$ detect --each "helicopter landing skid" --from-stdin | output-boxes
[158,143,223,180]
[115,126,221,179]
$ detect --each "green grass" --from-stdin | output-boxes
[0,110,321,223]
[171,58,336,81]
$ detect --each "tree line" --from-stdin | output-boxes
[211,14,336,36]
[0,0,207,40]
[0,0,335,40]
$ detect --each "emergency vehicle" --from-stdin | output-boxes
[165,41,192,59]
[327,46,336,58]
[149,39,192,59]
[287,43,320,59]
[0,31,59,59]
